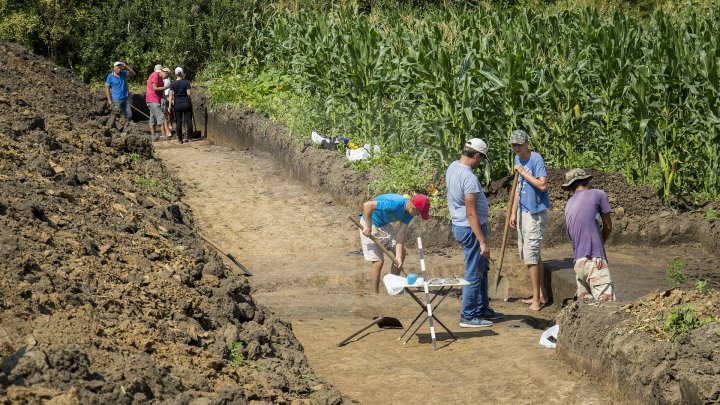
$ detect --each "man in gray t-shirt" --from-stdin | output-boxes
[562,168,616,301]
[446,138,502,328]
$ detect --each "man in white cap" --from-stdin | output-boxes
[446,138,503,328]
[105,61,136,120]
[562,169,615,301]
[145,64,170,140]
[508,129,550,311]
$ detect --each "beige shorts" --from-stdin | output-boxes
[574,257,616,301]
[517,210,547,265]
[359,218,396,262]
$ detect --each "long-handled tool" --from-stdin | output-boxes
[349,215,406,275]
[197,232,253,276]
[336,316,403,347]
[130,104,150,120]
[488,172,518,301]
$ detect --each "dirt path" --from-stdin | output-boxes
[154,139,620,404]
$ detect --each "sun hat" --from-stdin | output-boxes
[411,194,431,220]
[509,129,529,145]
[561,168,594,190]
[174,67,184,76]
[160,67,171,73]
[154,64,163,72]
[465,138,488,158]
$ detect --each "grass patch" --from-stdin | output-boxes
[666,259,687,288]
[132,175,177,201]
[664,304,720,339]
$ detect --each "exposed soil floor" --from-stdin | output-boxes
[155,139,718,404]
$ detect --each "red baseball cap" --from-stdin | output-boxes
[411,194,430,220]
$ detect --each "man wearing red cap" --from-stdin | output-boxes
[359,194,430,293]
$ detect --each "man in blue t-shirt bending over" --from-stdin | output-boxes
[360,193,430,293]
[509,129,551,311]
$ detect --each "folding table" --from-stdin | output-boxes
[398,278,469,349]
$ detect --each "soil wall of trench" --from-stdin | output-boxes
[194,90,720,405]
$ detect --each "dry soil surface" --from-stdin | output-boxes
[155,139,634,404]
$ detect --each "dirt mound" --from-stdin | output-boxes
[557,290,720,404]
[0,43,341,403]
[486,168,667,217]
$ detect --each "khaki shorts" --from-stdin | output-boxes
[359,218,396,262]
[574,257,616,301]
[517,210,547,265]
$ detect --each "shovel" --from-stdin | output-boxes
[349,215,406,275]
[488,172,518,301]
[197,232,253,276]
[337,316,403,347]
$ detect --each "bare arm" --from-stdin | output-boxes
[152,82,169,92]
[514,163,548,192]
[124,64,136,77]
[361,200,377,236]
[394,222,409,267]
[105,84,112,105]
[509,184,520,229]
[601,213,612,242]
[465,193,489,258]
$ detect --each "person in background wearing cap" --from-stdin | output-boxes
[562,169,616,301]
[105,61,136,120]
[145,64,170,140]
[160,67,173,138]
[446,138,503,328]
[359,193,430,294]
[168,67,193,143]
[508,129,550,311]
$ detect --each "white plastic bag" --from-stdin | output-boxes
[383,274,407,295]
[539,324,559,349]
[311,131,330,145]
[345,143,381,161]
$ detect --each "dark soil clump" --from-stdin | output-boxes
[0,43,341,404]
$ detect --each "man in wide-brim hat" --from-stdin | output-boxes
[562,168,616,301]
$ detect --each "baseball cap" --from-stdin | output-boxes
[465,138,488,158]
[175,67,184,75]
[411,194,431,220]
[113,61,123,67]
[154,64,163,72]
[509,129,529,145]
[561,168,594,190]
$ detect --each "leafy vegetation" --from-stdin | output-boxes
[666,259,687,288]
[3,0,720,203]
[664,304,719,339]
[227,341,245,368]
[706,208,720,221]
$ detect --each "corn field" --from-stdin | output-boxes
[210,5,720,202]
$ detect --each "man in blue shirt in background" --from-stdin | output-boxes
[360,193,430,293]
[509,129,550,311]
[105,61,136,120]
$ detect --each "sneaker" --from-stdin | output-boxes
[479,308,504,320]
[459,318,493,328]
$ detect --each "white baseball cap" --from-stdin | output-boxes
[174,67,184,75]
[113,61,124,67]
[465,138,488,157]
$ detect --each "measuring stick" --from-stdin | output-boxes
[417,237,437,350]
